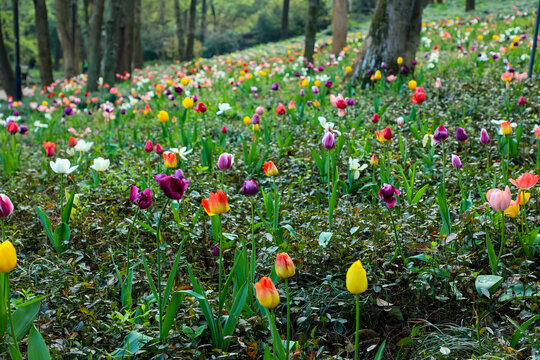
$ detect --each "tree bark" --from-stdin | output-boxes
[351,0,426,84]
[185,0,197,60]
[54,0,81,78]
[465,0,475,11]
[210,0,217,29]
[0,20,16,97]
[33,0,54,86]
[115,0,134,74]
[200,0,207,44]
[102,0,121,85]
[304,0,319,65]
[87,0,105,92]
[281,0,289,40]
[175,0,185,60]
[331,0,347,56]
[132,0,143,68]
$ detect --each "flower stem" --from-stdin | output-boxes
[60,176,65,216]
[156,198,170,343]
[497,213,505,264]
[1,220,5,243]
[286,278,291,360]
[354,294,359,360]
[441,141,446,193]
[385,206,406,265]
[217,214,223,323]
[250,200,256,301]
[6,274,19,353]
[126,208,140,276]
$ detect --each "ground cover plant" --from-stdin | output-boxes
[0,2,539,359]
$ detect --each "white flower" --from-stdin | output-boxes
[318,117,341,135]
[50,158,78,175]
[90,157,110,172]
[423,134,436,147]
[439,346,451,355]
[348,157,367,180]
[74,139,93,153]
[169,147,193,160]
[34,121,48,128]
[216,103,232,115]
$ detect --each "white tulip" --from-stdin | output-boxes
[90,157,110,172]
[50,158,78,175]
[74,139,93,153]
[216,103,232,115]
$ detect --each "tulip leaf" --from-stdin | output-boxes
[35,207,54,245]
[61,190,77,224]
[52,222,70,253]
[111,331,153,358]
[318,232,333,248]
[412,184,429,204]
[475,275,503,298]
[10,300,40,341]
[222,282,248,350]
[161,292,185,341]
[28,325,51,360]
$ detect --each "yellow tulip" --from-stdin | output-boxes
[408,80,417,90]
[243,116,251,125]
[397,57,403,65]
[182,97,194,109]
[0,241,17,273]
[518,192,530,205]
[346,260,367,294]
[181,77,191,86]
[345,66,352,73]
[157,110,169,123]
[373,70,381,81]
[504,203,520,218]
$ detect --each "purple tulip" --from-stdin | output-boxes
[154,170,190,200]
[19,125,28,135]
[378,184,400,208]
[174,86,183,95]
[251,113,260,125]
[322,132,335,150]
[480,128,490,145]
[212,245,220,256]
[0,194,14,218]
[455,127,468,141]
[451,154,463,169]
[311,86,319,94]
[433,125,449,143]
[347,98,355,106]
[218,153,234,170]
[121,108,126,115]
[294,72,301,77]
[325,80,333,88]
[130,186,154,209]
[242,180,258,196]
[271,83,280,91]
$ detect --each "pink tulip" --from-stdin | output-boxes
[0,194,14,218]
[486,186,512,212]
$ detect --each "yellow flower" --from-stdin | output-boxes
[243,116,251,125]
[157,110,169,123]
[373,70,381,81]
[314,80,321,87]
[312,100,320,107]
[247,73,253,79]
[397,57,403,65]
[182,97,194,109]
[518,192,530,205]
[42,101,48,106]
[504,203,520,218]
[181,77,191,86]
[492,35,500,41]
[477,35,484,41]
[301,78,309,88]
[408,80,417,90]
[346,260,368,294]
[501,121,512,135]
[512,35,520,43]
[252,124,260,131]
[345,66,352,73]
[0,241,17,273]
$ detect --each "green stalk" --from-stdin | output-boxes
[497,213,505,263]
[385,206,406,265]
[354,294,359,360]
[1,220,5,243]
[125,208,140,276]
[156,198,170,343]
[6,274,19,353]
[285,278,291,360]
[250,200,256,303]
[60,175,65,215]
[217,214,223,324]
[441,141,446,193]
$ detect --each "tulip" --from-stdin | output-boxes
[504,202,520,218]
[271,82,280,91]
[202,190,229,216]
[7,122,18,134]
[329,94,347,117]
[455,127,468,141]
[254,277,279,309]
[370,154,378,166]
[346,260,367,294]
[68,136,78,148]
[433,124,448,143]
[163,152,178,168]
[211,245,220,256]
[264,161,278,176]
[18,125,28,135]
[144,140,154,152]
[375,127,393,142]
[194,102,207,113]
[43,141,55,157]
[275,253,295,279]
[0,241,17,273]
[480,128,490,144]
[435,77,442,89]
[154,170,190,200]
[50,158,78,175]
[371,113,379,124]
[242,180,258,196]
[130,186,154,209]
[275,104,286,115]
[486,186,511,212]
[396,117,405,127]
[411,86,426,104]
[255,106,264,115]
[451,154,462,169]
[90,157,110,172]
[397,57,403,65]
[510,172,539,190]
[322,131,335,150]
[0,194,14,218]
[408,80,417,90]
[157,110,169,123]
[182,97,194,109]
[378,184,400,208]
[518,96,526,106]
[251,113,260,125]
[218,153,234,170]
[501,121,512,135]
[155,143,164,155]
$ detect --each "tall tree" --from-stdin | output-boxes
[280,0,289,40]
[54,0,81,78]
[466,0,475,11]
[102,0,121,85]
[0,19,16,97]
[185,0,197,60]
[87,0,106,92]
[331,0,347,56]
[33,0,54,86]
[174,0,185,60]
[115,0,134,74]
[304,0,319,65]
[200,0,207,45]
[210,0,217,28]
[132,0,143,68]
[351,0,427,83]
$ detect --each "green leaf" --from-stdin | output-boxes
[35,207,54,245]
[52,222,70,253]
[161,292,185,341]
[318,232,332,248]
[111,331,153,358]
[62,190,77,224]
[10,300,41,341]
[412,184,429,204]
[374,340,386,360]
[485,232,498,275]
[475,275,503,298]
[509,315,539,348]
[222,282,249,350]
[28,325,51,360]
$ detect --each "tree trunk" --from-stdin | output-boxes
[304,0,319,65]
[351,0,426,84]
[87,0,105,92]
[175,0,185,60]
[200,0,207,44]
[132,0,143,68]
[115,0,134,74]
[102,0,121,85]
[54,0,81,78]
[33,0,54,86]
[281,0,289,40]
[0,20,16,97]
[331,0,347,56]
[54,32,61,71]
[185,0,197,60]
[465,0,475,11]
[210,0,217,29]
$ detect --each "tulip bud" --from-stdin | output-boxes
[263,161,278,176]
[255,106,265,115]
[242,179,258,196]
[396,117,405,127]
[346,260,368,294]
[433,124,449,142]
[408,80,417,90]
[0,241,17,273]
[0,194,14,218]
[435,77,442,89]
[480,128,490,145]
[322,131,336,150]
[155,143,164,155]
[144,140,154,153]
[275,253,295,279]
[221,126,227,134]
[518,96,526,106]
[255,277,280,309]
[501,121,512,135]
[451,154,463,169]
[7,122,18,134]
[42,141,55,157]
[370,154,378,166]
[455,127,468,141]
[69,136,78,148]
[212,245,220,257]
[218,153,234,171]
[371,113,379,124]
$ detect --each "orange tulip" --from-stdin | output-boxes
[264,161,278,176]
[510,172,539,190]
[163,152,177,168]
[275,253,295,279]
[501,121,512,135]
[202,190,229,216]
[255,276,280,309]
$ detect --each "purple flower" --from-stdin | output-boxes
[325,80,333,88]
[212,245,220,256]
[311,86,319,94]
[251,113,260,125]
[318,66,324,72]
[271,83,280,91]
[0,193,14,218]
[154,170,190,200]
[433,125,449,143]
[347,98,355,106]
[451,154,463,169]
[242,180,258,196]
[218,153,234,170]
[299,89,305,96]
[455,127,468,141]
[378,184,400,208]
[121,108,126,115]
[480,128,490,145]
[130,186,154,209]
[19,125,28,135]
[294,72,301,77]
[174,86,183,95]
[411,60,417,66]
[250,86,258,93]
[322,132,335,150]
